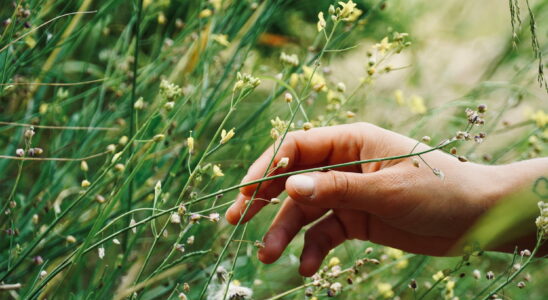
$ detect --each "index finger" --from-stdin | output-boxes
[240,123,365,197]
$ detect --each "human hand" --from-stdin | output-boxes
[225,123,509,276]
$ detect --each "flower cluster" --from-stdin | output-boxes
[159,79,182,101]
[233,72,260,92]
[535,201,548,240]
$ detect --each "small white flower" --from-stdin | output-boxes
[170,213,181,224]
[209,213,221,223]
[98,246,105,259]
[276,157,289,168]
[112,238,121,245]
[130,218,137,234]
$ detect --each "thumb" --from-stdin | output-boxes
[285,171,390,215]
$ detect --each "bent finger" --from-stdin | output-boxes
[259,198,327,264]
[299,214,347,277]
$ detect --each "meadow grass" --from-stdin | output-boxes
[0,0,547,299]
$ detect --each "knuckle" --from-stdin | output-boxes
[327,171,350,203]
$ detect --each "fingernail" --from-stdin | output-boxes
[287,175,315,197]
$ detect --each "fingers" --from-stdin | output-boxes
[225,180,286,225]
[299,214,347,277]
[285,169,405,218]
[368,216,454,256]
[239,124,365,197]
[258,198,327,264]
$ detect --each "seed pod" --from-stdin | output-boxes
[457,156,468,162]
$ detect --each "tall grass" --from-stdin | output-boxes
[0,0,546,299]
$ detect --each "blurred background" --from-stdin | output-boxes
[0,0,546,299]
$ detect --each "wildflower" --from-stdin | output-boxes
[199,9,212,18]
[346,111,356,118]
[276,157,289,168]
[170,213,181,224]
[212,165,224,177]
[328,257,341,267]
[365,247,374,254]
[220,128,235,144]
[254,240,265,249]
[187,136,195,154]
[338,0,357,20]
[432,271,445,281]
[130,218,137,233]
[98,246,105,259]
[317,12,326,32]
[328,282,342,296]
[159,79,182,101]
[421,136,431,143]
[412,158,420,168]
[444,280,456,299]
[15,148,24,157]
[157,12,167,24]
[373,37,392,55]
[270,128,280,140]
[95,195,106,204]
[283,92,293,103]
[81,180,91,188]
[32,214,39,224]
[164,101,175,111]
[302,66,326,92]
[472,269,481,279]
[376,282,394,298]
[33,256,43,265]
[280,52,299,67]
[178,204,187,216]
[530,110,547,128]
[233,72,260,92]
[410,95,427,114]
[114,163,125,172]
[112,238,120,245]
[486,271,495,280]
[409,279,417,290]
[271,117,290,133]
[25,128,35,139]
[153,134,165,142]
[303,122,313,131]
[535,201,548,239]
[367,66,376,76]
[209,282,253,300]
[187,235,195,245]
[477,104,487,113]
[433,168,445,180]
[66,235,77,243]
[107,144,116,153]
[183,282,190,292]
[189,214,201,223]
[40,270,47,279]
[334,82,346,93]
[134,97,145,110]
[28,148,43,157]
[213,34,230,47]
[111,151,123,163]
[517,281,526,289]
[209,213,221,222]
[178,292,188,300]
[270,198,281,205]
[520,249,531,257]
